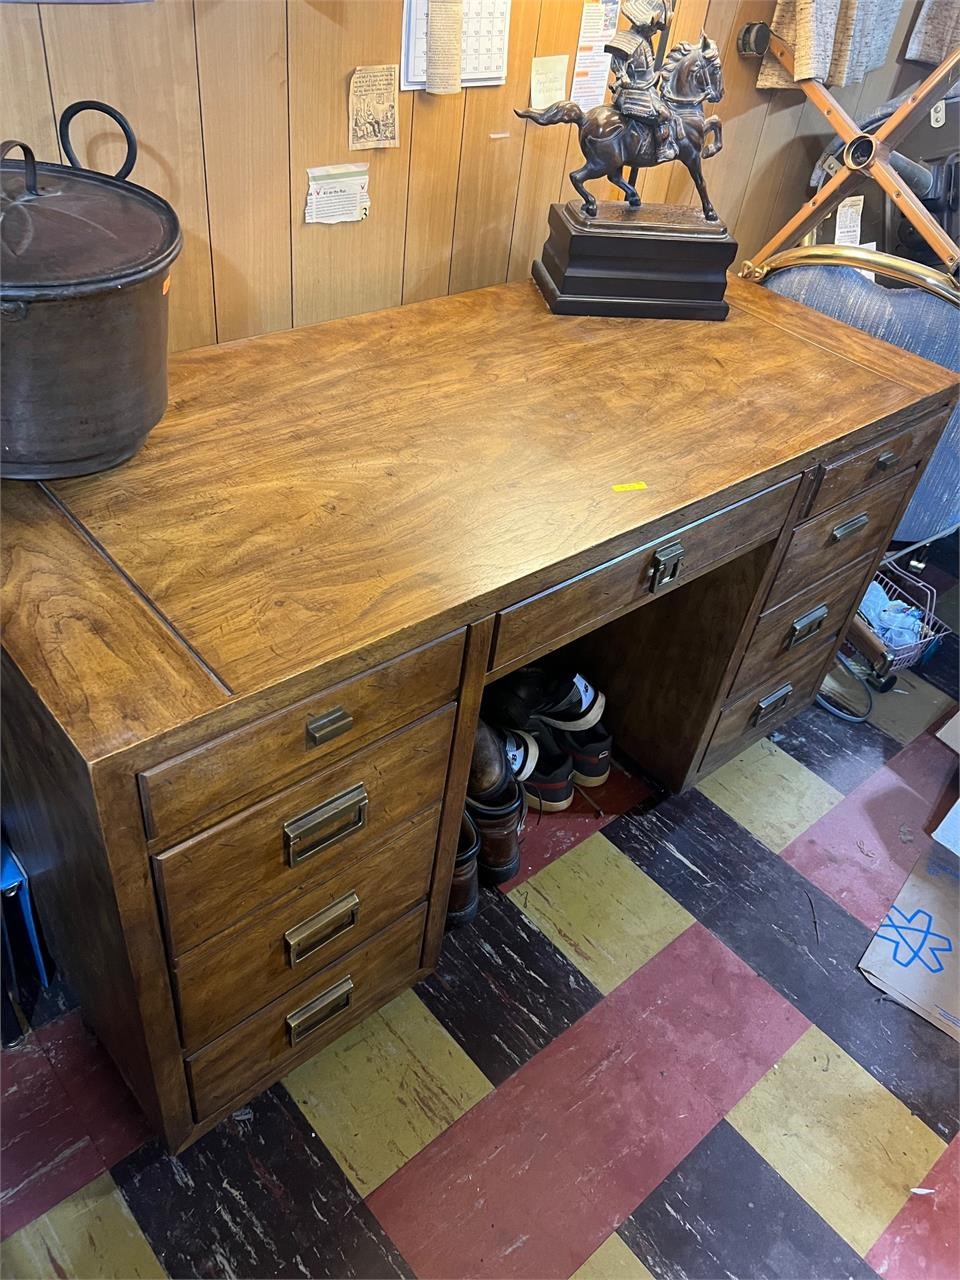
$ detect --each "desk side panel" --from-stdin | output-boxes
[0,656,191,1140]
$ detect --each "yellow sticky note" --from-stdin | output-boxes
[612,482,647,492]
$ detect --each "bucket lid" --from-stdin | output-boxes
[1,106,181,301]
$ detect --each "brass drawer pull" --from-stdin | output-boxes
[787,604,828,649]
[650,541,684,593]
[283,783,368,866]
[875,450,899,472]
[831,513,869,542]
[286,976,354,1046]
[284,892,361,967]
[306,706,353,748]
[752,683,793,727]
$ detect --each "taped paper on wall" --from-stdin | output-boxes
[349,65,400,150]
[426,0,463,94]
[571,0,619,111]
[305,164,370,225]
[530,54,569,109]
[402,0,511,91]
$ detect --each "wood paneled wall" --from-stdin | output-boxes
[2,0,922,351]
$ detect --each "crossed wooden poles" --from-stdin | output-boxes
[738,24,960,277]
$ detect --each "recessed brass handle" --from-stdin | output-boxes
[283,783,368,866]
[752,683,793,727]
[285,976,354,1046]
[830,513,869,542]
[284,891,360,967]
[875,450,899,472]
[306,706,353,748]
[787,604,828,649]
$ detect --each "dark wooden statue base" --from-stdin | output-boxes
[532,201,739,320]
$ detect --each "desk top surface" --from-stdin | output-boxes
[3,276,956,760]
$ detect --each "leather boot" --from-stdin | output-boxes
[446,812,480,928]
[469,719,510,802]
[467,778,525,886]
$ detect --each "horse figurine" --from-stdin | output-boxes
[515,35,724,221]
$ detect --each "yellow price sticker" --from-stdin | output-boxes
[611,482,648,492]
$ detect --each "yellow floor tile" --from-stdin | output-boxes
[0,1173,163,1280]
[727,1025,946,1257]
[570,1232,655,1279]
[284,988,491,1196]
[697,737,842,852]
[508,831,693,994]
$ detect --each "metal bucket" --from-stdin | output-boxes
[1,101,182,479]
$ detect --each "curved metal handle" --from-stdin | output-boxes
[58,100,138,181]
[0,140,39,197]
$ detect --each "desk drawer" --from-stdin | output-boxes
[139,631,464,847]
[174,808,439,1052]
[766,469,914,611]
[187,906,425,1121]
[155,707,455,955]
[730,557,871,699]
[491,479,797,674]
[809,417,940,519]
[701,643,833,776]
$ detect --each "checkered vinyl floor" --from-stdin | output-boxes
[2,558,958,1280]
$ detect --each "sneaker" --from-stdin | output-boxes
[484,666,605,734]
[522,723,575,812]
[555,720,612,787]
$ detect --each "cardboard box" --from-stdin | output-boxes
[859,844,959,1042]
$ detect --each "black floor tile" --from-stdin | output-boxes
[416,888,601,1086]
[770,703,902,795]
[113,1086,409,1279]
[618,1120,879,1280]
[916,629,959,702]
[605,792,960,1141]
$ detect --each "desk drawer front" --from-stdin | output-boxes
[174,808,438,1051]
[701,642,833,776]
[766,470,914,611]
[139,631,464,847]
[155,707,455,955]
[491,479,797,675]
[809,417,940,519]
[730,557,871,699]
[187,907,425,1122]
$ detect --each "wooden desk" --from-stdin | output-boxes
[2,277,956,1149]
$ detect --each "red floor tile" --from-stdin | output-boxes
[867,1136,959,1280]
[501,765,653,891]
[34,1010,150,1167]
[0,1033,103,1240]
[779,744,953,930]
[367,924,808,1280]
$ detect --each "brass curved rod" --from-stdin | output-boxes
[739,243,960,307]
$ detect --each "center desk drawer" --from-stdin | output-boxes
[139,630,464,847]
[491,478,798,674]
[174,808,439,1052]
[154,706,455,956]
[187,905,426,1122]
[765,468,915,611]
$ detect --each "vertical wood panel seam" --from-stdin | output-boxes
[35,3,62,163]
[399,87,418,301]
[446,89,472,294]
[191,0,219,344]
[507,0,545,281]
[284,0,294,330]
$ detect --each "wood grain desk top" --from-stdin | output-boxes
[3,277,956,762]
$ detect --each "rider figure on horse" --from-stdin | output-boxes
[605,0,677,165]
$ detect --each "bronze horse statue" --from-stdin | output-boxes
[516,36,723,220]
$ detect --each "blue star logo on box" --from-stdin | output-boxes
[876,905,954,973]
